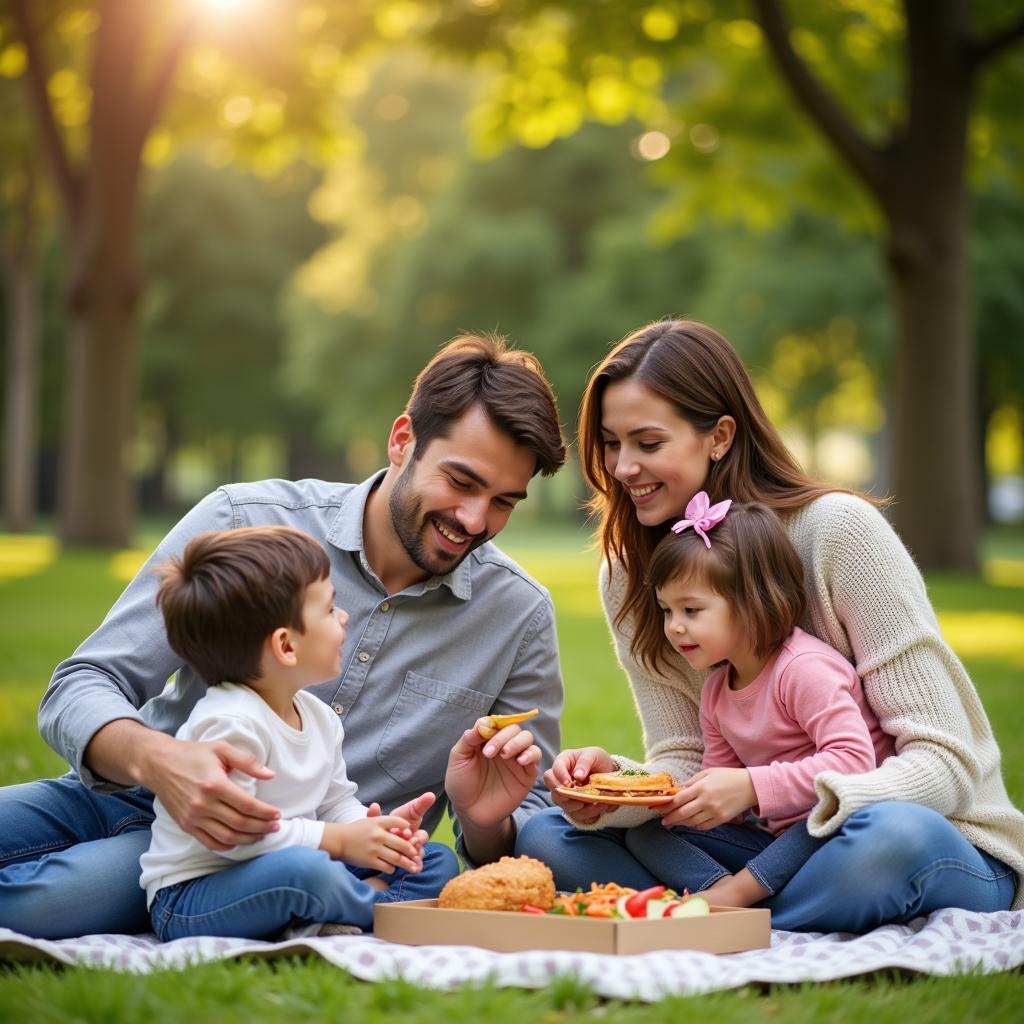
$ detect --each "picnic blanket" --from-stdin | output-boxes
[1,908,1020,1000]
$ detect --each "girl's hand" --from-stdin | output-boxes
[543,747,616,826]
[321,816,422,873]
[660,767,755,830]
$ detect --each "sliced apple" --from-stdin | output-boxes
[668,895,710,918]
[645,899,673,918]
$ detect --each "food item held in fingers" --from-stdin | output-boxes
[570,768,679,799]
[438,855,555,912]
[476,708,539,739]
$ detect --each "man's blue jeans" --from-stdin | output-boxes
[0,775,458,940]
[515,801,1017,932]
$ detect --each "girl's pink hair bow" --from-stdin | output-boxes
[670,491,732,548]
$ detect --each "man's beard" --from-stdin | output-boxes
[388,460,488,577]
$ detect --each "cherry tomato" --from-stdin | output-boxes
[623,885,666,918]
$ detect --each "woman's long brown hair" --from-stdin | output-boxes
[579,319,882,675]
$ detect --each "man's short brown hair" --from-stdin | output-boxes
[406,333,566,477]
[156,526,331,686]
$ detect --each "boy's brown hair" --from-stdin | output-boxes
[647,502,806,663]
[156,526,331,686]
[406,333,566,477]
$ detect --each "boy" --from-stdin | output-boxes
[4,334,561,939]
[139,525,448,940]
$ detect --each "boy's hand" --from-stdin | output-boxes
[385,791,435,833]
[321,816,422,873]
[660,767,755,830]
[366,800,427,871]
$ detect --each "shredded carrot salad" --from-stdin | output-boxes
[549,882,636,918]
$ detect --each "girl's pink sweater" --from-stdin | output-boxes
[700,627,896,834]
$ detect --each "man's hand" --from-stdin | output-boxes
[321,816,422,873]
[140,736,281,851]
[659,767,755,830]
[445,722,541,832]
[543,746,616,826]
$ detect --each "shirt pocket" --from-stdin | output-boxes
[376,670,493,790]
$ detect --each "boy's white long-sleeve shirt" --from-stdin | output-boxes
[139,682,366,907]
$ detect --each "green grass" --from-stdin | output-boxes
[1,960,1023,1024]
[0,528,1022,1021]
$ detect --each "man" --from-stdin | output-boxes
[0,334,566,938]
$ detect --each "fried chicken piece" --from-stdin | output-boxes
[437,855,556,912]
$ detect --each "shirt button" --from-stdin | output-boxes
[380,601,390,612]
[358,651,370,663]
[331,703,344,715]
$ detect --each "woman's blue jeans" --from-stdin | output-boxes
[0,775,458,940]
[515,801,1017,932]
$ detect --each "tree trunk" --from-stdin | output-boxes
[753,0,988,569]
[2,249,41,532]
[11,0,191,547]
[882,1,978,571]
[886,212,978,570]
[58,177,142,547]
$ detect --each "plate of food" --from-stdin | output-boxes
[554,769,680,806]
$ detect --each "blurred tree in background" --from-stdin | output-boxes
[2,0,372,545]
[139,155,325,504]
[408,0,1024,568]
[1,1,1022,568]
[0,63,52,533]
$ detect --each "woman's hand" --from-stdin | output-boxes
[659,767,755,830]
[543,746,617,826]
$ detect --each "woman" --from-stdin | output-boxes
[516,319,1021,931]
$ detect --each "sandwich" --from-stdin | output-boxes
[569,768,678,799]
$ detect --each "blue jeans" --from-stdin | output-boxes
[515,801,1017,932]
[150,842,459,941]
[619,817,825,897]
[0,775,458,939]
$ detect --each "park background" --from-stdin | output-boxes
[1,2,1023,1021]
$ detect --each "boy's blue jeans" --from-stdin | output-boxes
[0,775,458,940]
[515,801,1017,933]
[149,843,457,941]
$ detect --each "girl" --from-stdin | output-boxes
[645,494,894,907]
[519,318,1021,932]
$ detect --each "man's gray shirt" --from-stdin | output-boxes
[41,474,563,859]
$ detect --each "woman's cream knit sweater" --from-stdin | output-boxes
[597,492,1024,908]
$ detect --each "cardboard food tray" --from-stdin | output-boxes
[374,899,770,955]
